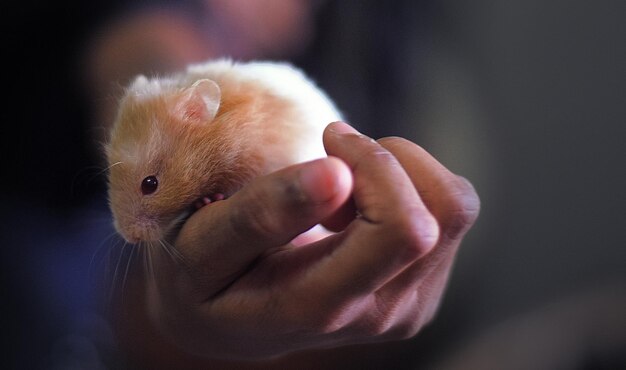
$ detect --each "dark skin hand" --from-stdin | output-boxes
[113,121,480,368]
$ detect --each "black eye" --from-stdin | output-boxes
[141,176,158,195]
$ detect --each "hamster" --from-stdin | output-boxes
[105,59,342,244]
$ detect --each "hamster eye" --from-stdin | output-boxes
[141,176,159,195]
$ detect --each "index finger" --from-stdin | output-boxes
[372,137,480,297]
[378,137,480,243]
[299,122,440,300]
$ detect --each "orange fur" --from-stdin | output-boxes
[106,61,327,243]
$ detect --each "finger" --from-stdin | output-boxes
[298,122,439,300]
[174,156,353,296]
[375,137,480,299]
[320,197,357,232]
[377,137,480,244]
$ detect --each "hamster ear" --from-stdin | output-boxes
[174,79,221,123]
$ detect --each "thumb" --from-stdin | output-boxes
[173,156,353,297]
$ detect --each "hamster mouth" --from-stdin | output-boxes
[180,189,238,227]
[166,193,228,242]
[174,193,228,233]
[169,190,236,241]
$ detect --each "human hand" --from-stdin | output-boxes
[144,122,480,360]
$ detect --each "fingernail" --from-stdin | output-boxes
[298,158,342,204]
[328,121,376,143]
[328,121,359,135]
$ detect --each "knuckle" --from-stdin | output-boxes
[417,289,442,328]
[366,290,439,341]
[441,175,481,239]
[229,174,310,242]
[229,197,281,241]
[369,316,396,337]
[356,295,401,337]
[385,306,434,340]
[247,207,281,238]
[303,307,349,335]
[316,315,346,335]
[421,306,438,327]
[394,319,423,340]
[389,206,440,260]
[351,313,392,338]
[282,293,351,335]
[357,320,388,337]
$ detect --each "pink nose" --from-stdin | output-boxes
[125,234,141,244]
[119,227,143,244]
[115,218,159,244]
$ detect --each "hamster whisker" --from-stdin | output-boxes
[158,239,188,267]
[120,243,139,299]
[141,243,149,278]
[162,239,187,264]
[104,161,124,173]
[168,209,193,238]
[69,165,109,198]
[157,239,174,261]
[89,230,122,282]
[107,242,130,306]
[75,162,125,195]
[147,243,157,283]
[140,244,158,293]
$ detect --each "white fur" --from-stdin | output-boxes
[128,59,343,162]
[186,59,343,162]
[129,74,179,98]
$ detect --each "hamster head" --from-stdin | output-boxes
[106,78,225,244]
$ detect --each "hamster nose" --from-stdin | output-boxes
[122,228,144,244]
[125,233,141,244]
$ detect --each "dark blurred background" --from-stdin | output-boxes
[2,0,625,369]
